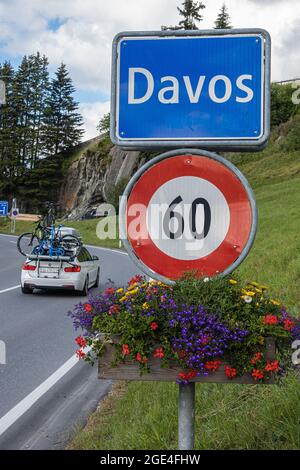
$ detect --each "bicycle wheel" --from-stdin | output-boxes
[17,233,40,257]
[60,234,82,254]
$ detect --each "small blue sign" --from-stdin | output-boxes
[0,201,8,217]
[111,30,270,150]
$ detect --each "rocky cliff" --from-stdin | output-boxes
[59,138,146,219]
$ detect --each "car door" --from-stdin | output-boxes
[83,248,97,284]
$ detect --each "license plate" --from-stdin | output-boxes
[40,267,58,273]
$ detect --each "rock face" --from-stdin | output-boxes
[59,139,143,219]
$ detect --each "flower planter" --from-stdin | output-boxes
[98,337,276,384]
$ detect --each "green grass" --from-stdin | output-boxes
[69,121,300,451]
[0,216,120,249]
[69,374,300,450]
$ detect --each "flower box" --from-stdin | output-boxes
[98,337,276,384]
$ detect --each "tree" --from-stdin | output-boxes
[178,0,205,30]
[214,4,232,29]
[42,63,84,156]
[97,112,110,137]
[0,61,19,198]
[162,0,205,31]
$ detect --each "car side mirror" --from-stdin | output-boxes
[92,255,99,261]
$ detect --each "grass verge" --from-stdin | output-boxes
[0,217,120,249]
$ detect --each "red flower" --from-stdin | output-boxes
[128,275,143,286]
[178,372,187,380]
[75,336,87,348]
[186,370,197,380]
[150,322,158,331]
[225,366,237,379]
[136,353,148,364]
[122,344,130,356]
[204,361,221,372]
[109,305,120,315]
[84,303,92,313]
[178,370,197,381]
[104,287,115,295]
[250,352,262,365]
[153,347,164,359]
[283,319,294,331]
[263,314,279,325]
[265,360,279,372]
[251,369,264,380]
[76,349,86,359]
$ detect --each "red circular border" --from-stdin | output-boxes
[126,155,252,279]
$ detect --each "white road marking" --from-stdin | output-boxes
[0,285,20,294]
[0,348,90,437]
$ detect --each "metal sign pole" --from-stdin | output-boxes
[178,382,195,450]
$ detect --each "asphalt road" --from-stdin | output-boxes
[0,233,141,449]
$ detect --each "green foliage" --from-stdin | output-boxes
[162,0,205,30]
[214,3,232,29]
[42,63,84,156]
[271,83,298,127]
[0,55,83,207]
[279,114,300,151]
[106,177,129,213]
[97,112,110,137]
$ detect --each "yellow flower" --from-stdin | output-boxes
[245,291,256,297]
[250,281,259,287]
[142,302,149,310]
[270,299,280,306]
[229,279,237,285]
[127,283,138,291]
[116,288,124,294]
[255,288,263,294]
[119,296,127,302]
[126,288,139,296]
[260,285,268,291]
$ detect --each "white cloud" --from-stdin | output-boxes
[79,100,110,140]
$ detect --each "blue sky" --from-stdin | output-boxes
[0,0,299,139]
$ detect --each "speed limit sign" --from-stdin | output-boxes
[120,149,257,283]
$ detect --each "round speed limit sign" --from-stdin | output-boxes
[120,149,257,283]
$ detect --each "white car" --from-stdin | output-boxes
[21,246,100,295]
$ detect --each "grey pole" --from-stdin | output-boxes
[178,382,195,450]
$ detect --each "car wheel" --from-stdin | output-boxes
[94,268,100,288]
[80,276,89,296]
[21,286,34,294]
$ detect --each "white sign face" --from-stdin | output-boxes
[146,176,230,260]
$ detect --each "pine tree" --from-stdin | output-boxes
[162,0,205,31]
[178,0,205,30]
[0,62,19,198]
[42,63,84,156]
[214,4,232,29]
[27,53,50,168]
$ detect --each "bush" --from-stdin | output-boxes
[271,83,298,127]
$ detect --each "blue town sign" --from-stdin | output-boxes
[0,201,8,217]
[111,29,271,151]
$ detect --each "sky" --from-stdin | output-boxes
[0,0,299,140]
